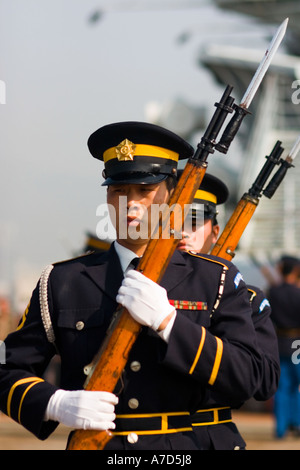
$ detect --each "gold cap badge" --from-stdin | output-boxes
[115,139,136,161]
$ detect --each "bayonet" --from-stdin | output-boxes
[216,18,289,154]
[241,18,289,109]
[287,133,300,162]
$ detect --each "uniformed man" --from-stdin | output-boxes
[0,122,262,450]
[268,255,300,438]
[177,171,228,255]
[176,170,280,449]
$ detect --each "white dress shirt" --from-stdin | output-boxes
[113,241,176,342]
[114,240,140,273]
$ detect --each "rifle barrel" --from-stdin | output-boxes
[248,140,284,198]
[263,133,300,199]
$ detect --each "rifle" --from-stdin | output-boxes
[211,134,300,261]
[67,20,288,450]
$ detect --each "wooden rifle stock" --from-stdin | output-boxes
[67,86,236,450]
[211,141,285,261]
[211,193,259,260]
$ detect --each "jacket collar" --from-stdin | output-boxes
[82,243,124,302]
[82,242,193,300]
[160,249,193,294]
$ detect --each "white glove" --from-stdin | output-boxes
[116,270,175,331]
[44,389,118,431]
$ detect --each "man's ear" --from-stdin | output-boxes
[211,224,220,244]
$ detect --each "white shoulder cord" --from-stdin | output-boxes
[210,266,228,317]
[39,264,56,344]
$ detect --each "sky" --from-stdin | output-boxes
[0,0,270,296]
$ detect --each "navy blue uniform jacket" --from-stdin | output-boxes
[0,244,262,449]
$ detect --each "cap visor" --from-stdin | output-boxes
[101,173,169,186]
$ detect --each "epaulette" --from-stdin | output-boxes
[186,251,230,270]
[186,251,228,316]
[247,285,270,313]
[247,287,257,304]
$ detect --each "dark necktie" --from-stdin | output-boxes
[129,257,140,270]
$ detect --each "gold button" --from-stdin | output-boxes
[76,321,85,330]
[130,361,141,372]
[127,432,139,444]
[234,446,240,450]
[128,398,139,409]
